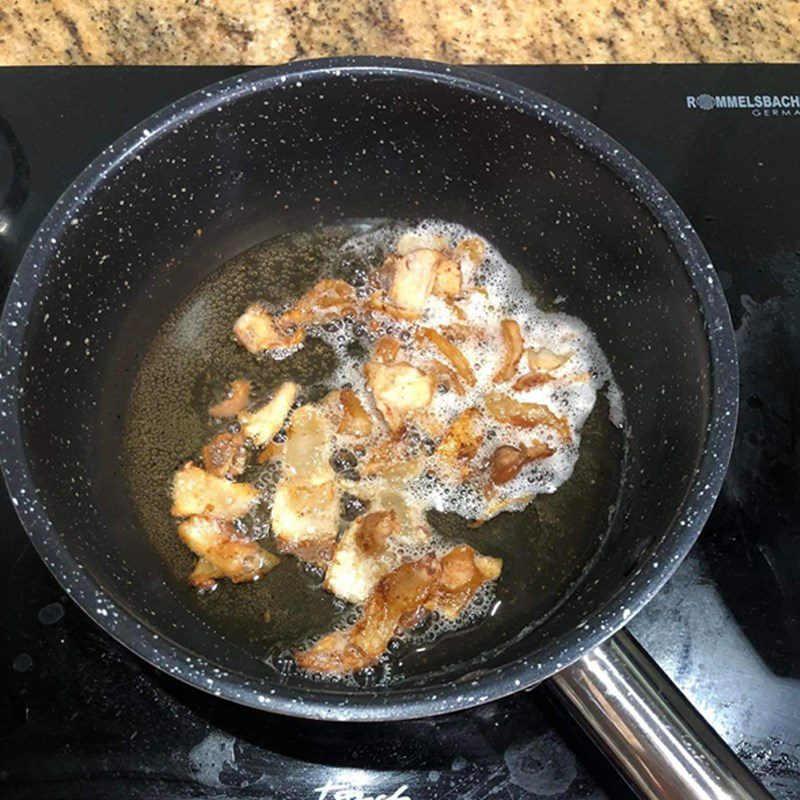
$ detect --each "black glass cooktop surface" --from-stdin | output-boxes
[1,64,799,800]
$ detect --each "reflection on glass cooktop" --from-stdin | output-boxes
[0,65,798,800]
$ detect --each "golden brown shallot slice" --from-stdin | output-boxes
[367,362,435,434]
[233,304,304,352]
[511,371,553,392]
[270,404,339,563]
[256,440,284,464]
[494,319,524,384]
[188,558,221,591]
[324,510,426,604]
[337,389,374,438]
[296,545,501,673]
[431,253,463,300]
[209,378,252,418]
[385,249,438,314]
[295,554,441,673]
[201,431,248,479]
[453,237,486,269]
[435,408,484,478]
[425,544,502,620]
[417,327,476,387]
[238,381,297,447]
[484,392,571,440]
[425,359,465,396]
[279,279,359,327]
[526,346,572,372]
[171,463,258,520]
[179,516,278,585]
[488,441,554,485]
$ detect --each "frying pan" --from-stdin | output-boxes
[0,59,769,799]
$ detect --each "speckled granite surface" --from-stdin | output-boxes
[1,0,798,65]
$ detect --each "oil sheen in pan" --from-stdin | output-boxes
[121,220,626,687]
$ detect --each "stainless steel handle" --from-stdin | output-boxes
[547,629,773,800]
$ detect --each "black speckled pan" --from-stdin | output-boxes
[0,60,736,724]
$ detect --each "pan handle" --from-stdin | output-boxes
[546,629,773,800]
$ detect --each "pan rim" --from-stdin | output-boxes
[0,57,738,722]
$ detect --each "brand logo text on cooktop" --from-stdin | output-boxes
[686,93,800,116]
[313,779,411,800]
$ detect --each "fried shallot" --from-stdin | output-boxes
[485,392,571,440]
[367,362,435,434]
[489,441,554,485]
[201,431,248,479]
[337,389,374,437]
[238,381,297,447]
[324,509,428,604]
[279,279,359,327]
[179,516,279,585]
[417,327,475,387]
[526,346,572,372]
[171,463,258,520]
[435,408,484,478]
[512,371,553,391]
[494,319,524,383]
[296,545,501,673]
[385,249,438,314]
[270,404,339,562]
[209,379,252,418]
[233,304,304,353]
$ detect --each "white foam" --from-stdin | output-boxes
[261,219,623,524]
[331,220,623,521]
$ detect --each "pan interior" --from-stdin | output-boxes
[121,219,626,686]
[8,66,712,702]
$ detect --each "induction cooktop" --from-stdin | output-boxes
[0,64,798,800]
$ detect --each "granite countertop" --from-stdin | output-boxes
[1,0,799,65]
